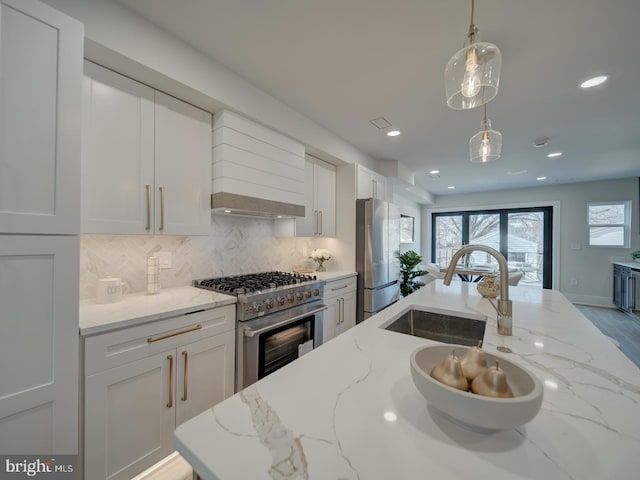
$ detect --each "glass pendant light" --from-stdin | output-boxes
[469,105,502,163]
[445,0,501,110]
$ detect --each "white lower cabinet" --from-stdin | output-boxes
[83,305,235,480]
[322,276,357,343]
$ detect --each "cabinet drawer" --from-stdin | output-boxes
[324,276,357,299]
[85,304,235,375]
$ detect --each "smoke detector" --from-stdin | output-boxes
[533,137,549,148]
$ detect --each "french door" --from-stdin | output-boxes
[431,207,553,289]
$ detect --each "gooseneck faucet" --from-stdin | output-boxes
[443,244,513,336]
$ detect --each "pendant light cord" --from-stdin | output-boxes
[468,0,476,43]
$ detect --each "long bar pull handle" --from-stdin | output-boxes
[335,298,341,326]
[314,210,319,235]
[145,185,152,231]
[147,324,202,343]
[340,298,344,324]
[181,350,188,402]
[319,210,323,235]
[166,355,174,408]
[331,284,348,292]
[159,186,165,231]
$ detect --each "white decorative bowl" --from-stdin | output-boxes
[410,345,543,432]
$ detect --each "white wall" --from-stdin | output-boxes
[423,177,640,306]
[395,194,422,256]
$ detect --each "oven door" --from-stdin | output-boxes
[237,300,327,390]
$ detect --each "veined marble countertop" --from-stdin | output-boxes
[175,280,640,479]
[613,260,640,269]
[79,286,237,336]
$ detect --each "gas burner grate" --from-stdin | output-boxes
[194,271,317,295]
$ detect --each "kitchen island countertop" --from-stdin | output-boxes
[175,280,640,479]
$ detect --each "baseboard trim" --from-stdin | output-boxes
[565,293,613,307]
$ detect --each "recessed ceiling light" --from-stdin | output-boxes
[447,185,456,189]
[386,130,401,137]
[547,152,563,158]
[536,176,547,181]
[429,169,440,175]
[224,210,231,213]
[276,215,283,219]
[580,75,608,89]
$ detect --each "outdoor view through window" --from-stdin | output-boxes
[433,208,550,287]
[588,201,630,247]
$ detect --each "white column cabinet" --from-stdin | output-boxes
[82,61,212,235]
[83,305,235,480]
[0,0,82,234]
[322,275,357,343]
[0,236,80,454]
[0,0,81,456]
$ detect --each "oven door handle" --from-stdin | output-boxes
[242,305,328,337]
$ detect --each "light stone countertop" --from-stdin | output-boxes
[613,260,640,269]
[175,280,640,479]
[313,270,357,283]
[79,286,237,336]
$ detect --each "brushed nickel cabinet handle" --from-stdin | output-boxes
[314,210,319,235]
[340,298,344,324]
[167,355,174,408]
[319,210,323,235]
[181,350,188,402]
[147,324,202,343]
[159,186,165,231]
[145,185,151,231]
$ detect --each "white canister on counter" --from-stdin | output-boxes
[96,276,123,304]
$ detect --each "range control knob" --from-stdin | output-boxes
[304,291,312,299]
[265,299,274,310]
[296,292,304,301]
[277,296,286,306]
[287,294,295,304]
[312,288,320,297]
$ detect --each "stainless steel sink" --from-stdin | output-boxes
[382,308,486,346]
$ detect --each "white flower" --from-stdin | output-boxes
[309,248,332,261]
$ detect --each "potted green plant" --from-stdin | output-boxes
[397,250,428,297]
[632,250,640,262]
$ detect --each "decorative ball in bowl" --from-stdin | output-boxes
[410,344,543,433]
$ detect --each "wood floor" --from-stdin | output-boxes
[575,304,640,368]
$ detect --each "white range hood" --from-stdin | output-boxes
[211,110,306,218]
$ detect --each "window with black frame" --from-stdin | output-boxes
[431,206,553,289]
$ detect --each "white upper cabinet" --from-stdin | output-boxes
[276,156,336,237]
[356,164,388,202]
[82,62,155,234]
[82,62,212,235]
[154,91,212,235]
[0,0,82,234]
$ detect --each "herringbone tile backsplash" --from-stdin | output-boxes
[80,215,314,300]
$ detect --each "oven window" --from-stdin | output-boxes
[258,316,314,379]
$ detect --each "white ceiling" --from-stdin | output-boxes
[117,0,640,196]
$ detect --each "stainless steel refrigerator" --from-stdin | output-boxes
[356,198,401,323]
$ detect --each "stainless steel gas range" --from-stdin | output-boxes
[194,272,326,390]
